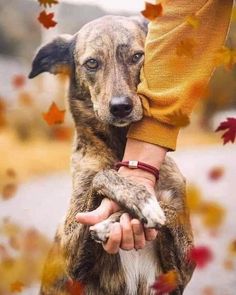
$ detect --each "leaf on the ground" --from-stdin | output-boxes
[228,240,236,256]
[208,166,224,181]
[38,0,58,8]
[66,279,85,295]
[215,117,236,144]
[176,38,196,58]
[214,46,236,70]
[186,14,200,29]
[43,102,65,126]
[200,201,226,229]
[152,270,178,294]
[12,75,26,89]
[166,109,190,127]
[10,281,25,293]
[1,183,18,200]
[141,2,163,21]
[188,246,213,268]
[38,10,57,29]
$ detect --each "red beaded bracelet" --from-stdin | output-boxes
[115,160,159,181]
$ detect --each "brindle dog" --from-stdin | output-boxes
[29,15,195,295]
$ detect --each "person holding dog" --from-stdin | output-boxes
[77,0,233,253]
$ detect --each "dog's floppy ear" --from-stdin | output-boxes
[29,34,74,79]
[129,15,149,35]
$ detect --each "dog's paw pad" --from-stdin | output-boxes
[142,198,166,228]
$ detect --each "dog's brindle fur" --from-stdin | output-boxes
[29,15,195,295]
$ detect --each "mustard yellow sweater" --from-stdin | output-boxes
[128,0,233,150]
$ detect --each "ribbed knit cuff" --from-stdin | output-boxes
[127,116,180,151]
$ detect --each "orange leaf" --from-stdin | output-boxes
[10,281,25,293]
[38,10,57,29]
[208,166,224,181]
[38,0,58,8]
[186,14,200,29]
[176,38,196,58]
[43,102,65,126]
[141,2,163,21]
[152,270,178,294]
[12,75,26,89]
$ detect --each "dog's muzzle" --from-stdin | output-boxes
[109,96,133,119]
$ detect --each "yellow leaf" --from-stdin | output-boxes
[10,281,25,293]
[200,201,226,229]
[186,184,202,213]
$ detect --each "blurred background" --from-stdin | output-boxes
[0,0,235,294]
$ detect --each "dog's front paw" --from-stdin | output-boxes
[142,197,166,228]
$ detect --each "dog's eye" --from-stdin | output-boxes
[84,59,99,71]
[131,52,144,64]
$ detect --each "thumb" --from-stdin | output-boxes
[75,198,120,225]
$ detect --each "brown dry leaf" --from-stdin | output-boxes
[214,46,236,70]
[200,201,226,229]
[38,0,58,8]
[43,102,65,126]
[166,109,190,127]
[141,2,163,21]
[38,10,57,29]
[1,183,18,200]
[176,38,197,58]
[186,14,200,29]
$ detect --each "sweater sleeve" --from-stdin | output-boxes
[127,0,233,150]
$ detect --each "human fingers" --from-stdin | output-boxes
[76,198,120,225]
[131,219,146,250]
[102,222,122,254]
[120,213,134,250]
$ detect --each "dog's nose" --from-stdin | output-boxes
[109,97,133,118]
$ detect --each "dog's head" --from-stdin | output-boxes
[29,15,148,127]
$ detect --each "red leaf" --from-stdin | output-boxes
[215,117,236,144]
[188,246,213,268]
[12,74,26,89]
[152,270,178,294]
[38,10,57,29]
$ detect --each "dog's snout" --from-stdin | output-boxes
[109,97,133,118]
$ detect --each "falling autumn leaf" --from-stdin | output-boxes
[189,246,213,268]
[200,201,226,229]
[176,38,196,58]
[66,279,85,295]
[215,117,236,144]
[43,102,65,126]
[141,2,163,21]
[152,270,178,295]
[186,184,202,213]
[228,240,236,256]
[208,166,224,181]
[10,281,25,293]
[185,14,200,29]
[38,0,58,8]
[166,109,190,127]
[38,10,57,29]
[12,75,26,89]
[1,183,18,200]
[214,46,236,70]
[51,126,73,141]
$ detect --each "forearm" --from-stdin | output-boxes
[128,0,233,150]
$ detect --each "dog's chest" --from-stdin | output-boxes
[119,241,160,295]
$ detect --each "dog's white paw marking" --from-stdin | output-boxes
[89,220,111,243]
[142,198,166,228]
